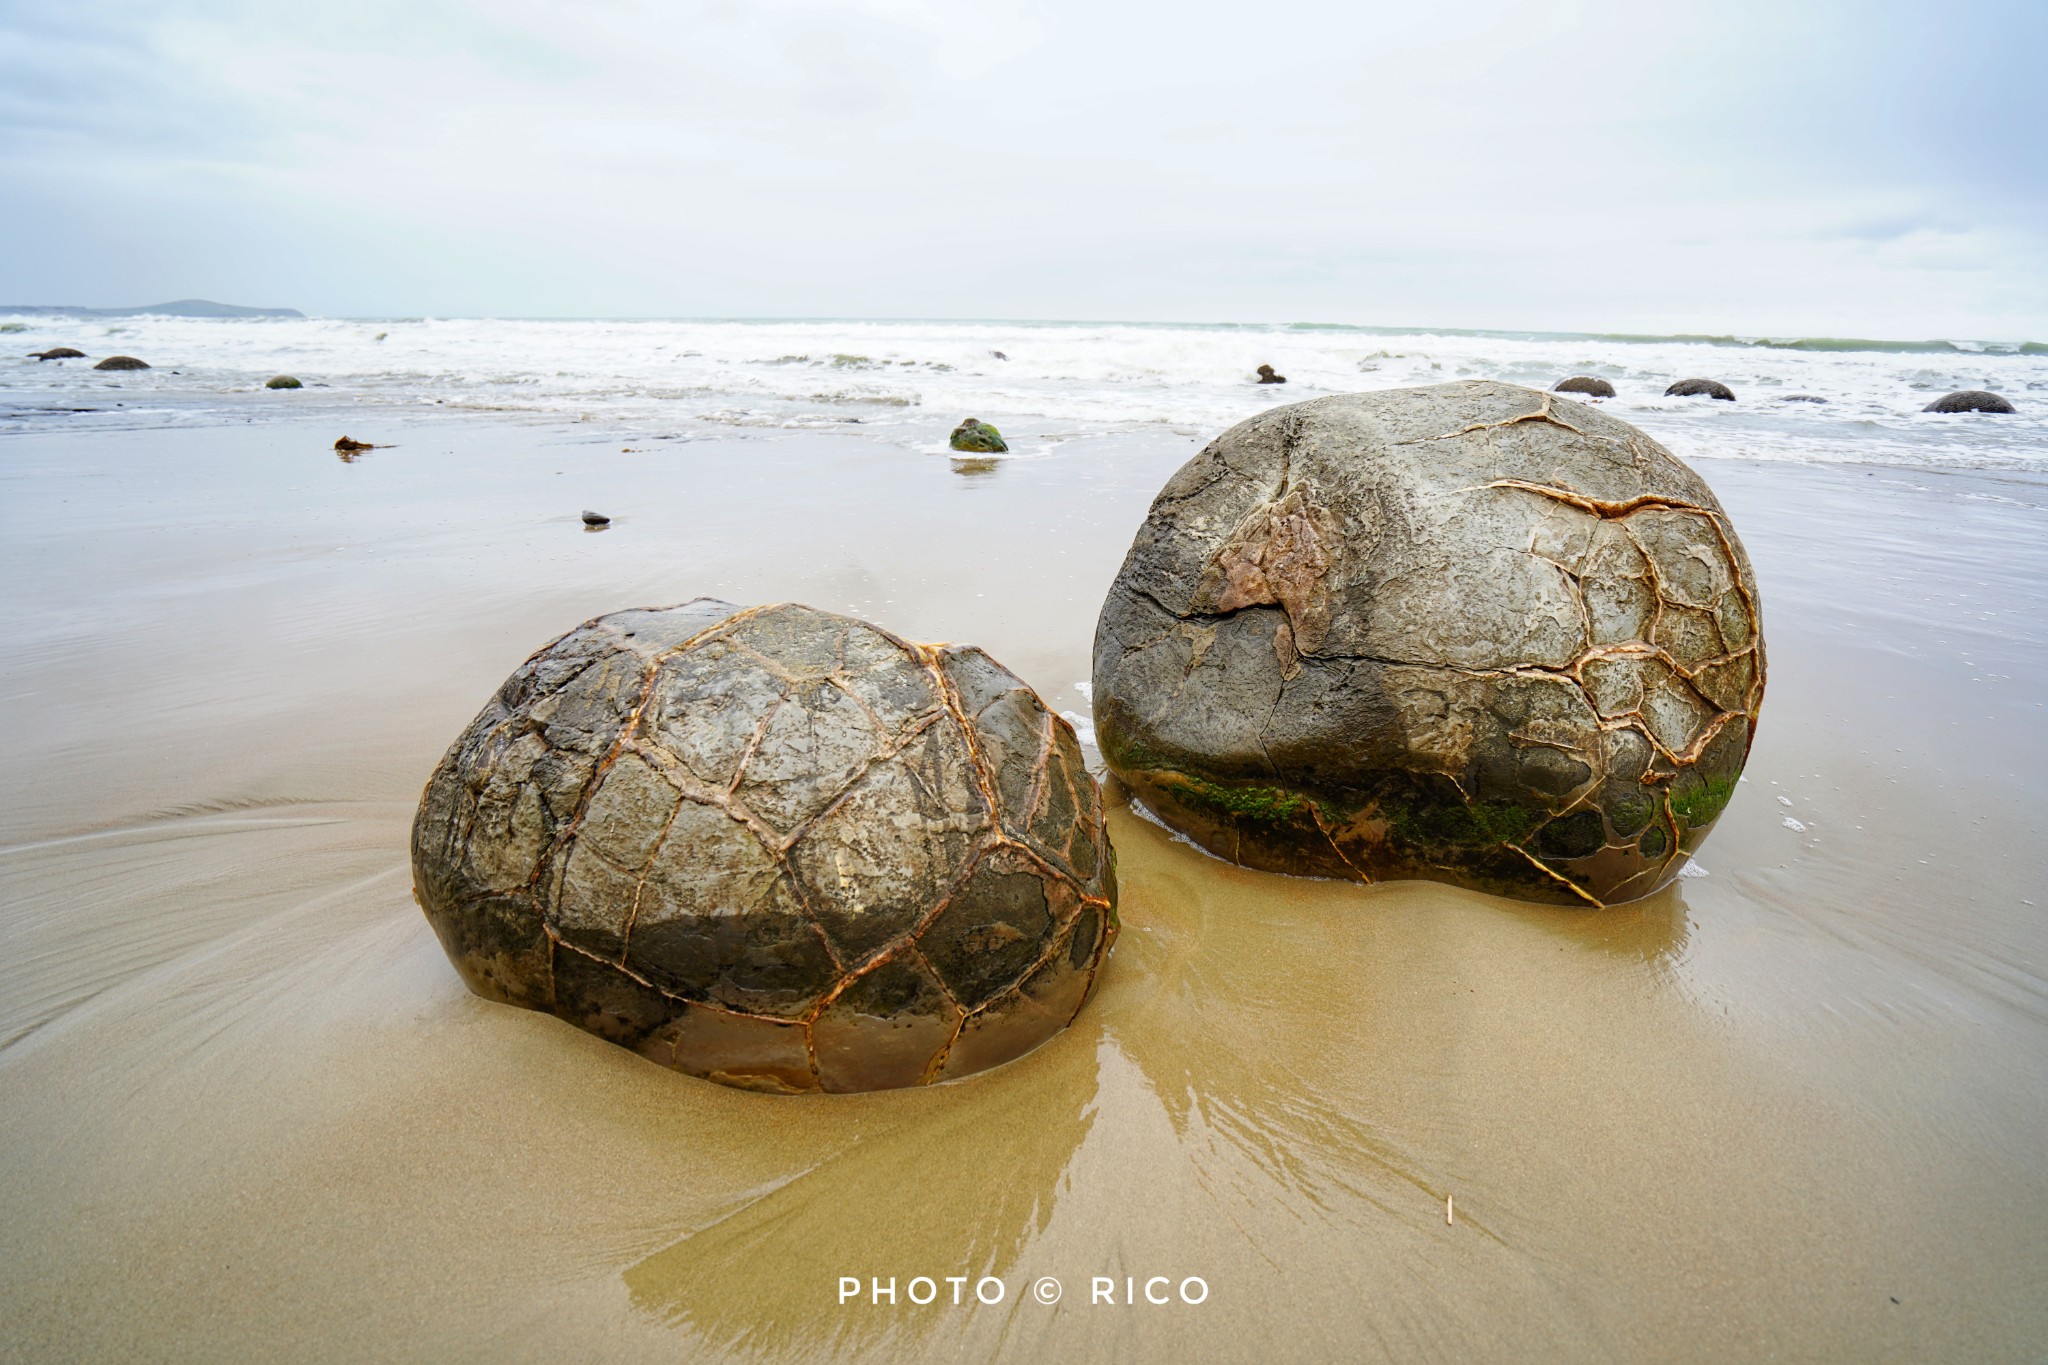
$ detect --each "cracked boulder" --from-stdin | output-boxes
[1092,380,1766,907]
[413,599,1117,1092]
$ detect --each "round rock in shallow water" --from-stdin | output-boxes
[1554,375,1616,397]
[1092,380,1766,907]
[1923,389,2014,414]
[413,600,1116,1092]
[93,355,150,371]
[265,375,302,389]
[949,418,1008,453]
[1665,377,1734,400]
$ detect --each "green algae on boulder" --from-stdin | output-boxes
[950,418,1008,453]
[265,375,303,389]
[412,599,1117,1092]
[1091,380,1766,907]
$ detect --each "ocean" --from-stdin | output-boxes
[5,314,2045,472]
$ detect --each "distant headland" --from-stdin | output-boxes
[0,299,303,319]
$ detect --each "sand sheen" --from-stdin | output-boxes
[3,412,2044,1362]
[411,599,1116,1092]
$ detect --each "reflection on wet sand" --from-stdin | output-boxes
[625,1012,1100,1356]
[616,801,1700,1362]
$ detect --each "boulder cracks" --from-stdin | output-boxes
[414,600,1117,1092]
[1093,381,1765,907]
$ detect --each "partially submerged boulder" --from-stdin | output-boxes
[93,355,149,371]
[265,375,303,389]
[1092,381,1765,907]
[1924,390,2014,414]
[949,418,1007,453]
[30,347,85,361]
[1554,376,1616,397]
[1257,364,1288,384]
[412,600,1117,1092]
[1665,378,1734,400]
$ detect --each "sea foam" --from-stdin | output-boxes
[4,314,2044,472]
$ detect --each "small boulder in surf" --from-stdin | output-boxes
[1923,390,2014,414]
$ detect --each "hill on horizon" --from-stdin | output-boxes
[0,299,303,319]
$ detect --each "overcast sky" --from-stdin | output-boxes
[2,0,2042,336]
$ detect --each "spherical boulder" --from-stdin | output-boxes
[1923,389,2014,414]
[413,599,1117,1092]
[1665,378,1734,400]
[1554,375,1616,397]
[1092,381,1766,907]
[265,375,303,389]
[93,355,150,371]
[950,418,1008,453]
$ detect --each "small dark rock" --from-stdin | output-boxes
[581,510,611,526]
[30,347,86,361]
[1923,389,2015,414]
[1780,394,1828,403]
[1553,376,1616,397]
[1665,378,1735,400]
[950,418,1008,453]
[334,435,373,451]
[93,355,150,371]
[1256,364,1288,384]
[266,375,303,389]
[991,350,1008,361]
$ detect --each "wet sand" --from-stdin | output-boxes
[2,417,2045,1361]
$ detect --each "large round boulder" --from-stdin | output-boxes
[413,600,1116,1092]
[1092,381,1766,907]
[1554,375,1616,397]
[92,355,150,371]
[1665,377,1734,400]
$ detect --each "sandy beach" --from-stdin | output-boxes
[2,398,2044,1360]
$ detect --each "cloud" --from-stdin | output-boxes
[0,0,2041,335]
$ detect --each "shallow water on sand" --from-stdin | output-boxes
[1,418,2044,1361]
